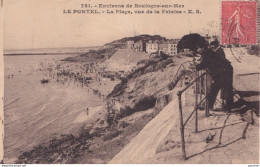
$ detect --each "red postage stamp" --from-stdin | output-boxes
[221,1,257,45]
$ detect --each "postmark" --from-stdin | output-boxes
[221,1,257,45]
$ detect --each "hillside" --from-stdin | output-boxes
[104,54,194,127]
[108,34,167,45]
[62,47,117,62]
[62,35,168,62]
[105,49,150,71]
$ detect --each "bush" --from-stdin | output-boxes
[134,96,156,111]
[107,78,128,97]
[102,129,120,141]
[118,96,156,119]
[119,106,134,118]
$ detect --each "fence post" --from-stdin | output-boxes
[199,71,202,102]
[205,72,209,117]
[177,92,186,160]
[195,72,198,133]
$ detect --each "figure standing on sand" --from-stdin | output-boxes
[195,41,234,112]
[86,107,89,115]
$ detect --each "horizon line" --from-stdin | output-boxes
[3,45,101,51]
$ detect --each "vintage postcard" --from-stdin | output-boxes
[0,0,259,164]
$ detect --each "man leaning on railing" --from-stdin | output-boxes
[193,41,234,113]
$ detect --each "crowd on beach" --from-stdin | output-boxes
[37,61,121,100]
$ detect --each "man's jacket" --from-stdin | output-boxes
[196,49,232,78]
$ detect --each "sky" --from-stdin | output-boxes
[3,0,220,50]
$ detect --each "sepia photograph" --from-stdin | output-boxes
[0,0,259,165]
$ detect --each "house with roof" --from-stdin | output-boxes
[126,40,135,50]
[134,41,146,52]
[146,40,159,54]
[167,42,178,56]
[158,43,168,55]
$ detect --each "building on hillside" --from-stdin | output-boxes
[157,41,178,56]
[134,41,146,52]
[169,39,180,44]
[158,43,168,55]
[126,40,134,50]
[167,42,178,56]
[146,41,159,54]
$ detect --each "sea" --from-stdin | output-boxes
[3,47,104,163]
